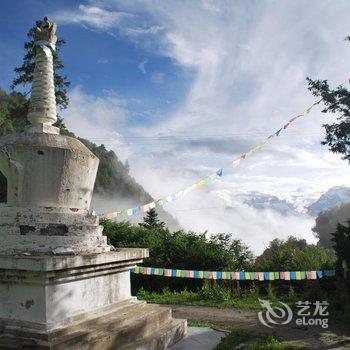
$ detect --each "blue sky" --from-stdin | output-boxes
[1,0,350,252]
[0,0,193,128]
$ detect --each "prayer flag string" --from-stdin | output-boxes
[102,99,322,219]
[231,99,322,167]
[131,266,335,281]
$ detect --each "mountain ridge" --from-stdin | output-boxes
[0,88,182,231]
[307,186,350,216]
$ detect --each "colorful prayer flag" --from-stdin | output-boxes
[216,168,223,177]
[102,100,322,219]
[275,128,283,136]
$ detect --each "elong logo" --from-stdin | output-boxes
[258,299,293,328]
[258,299,329,329]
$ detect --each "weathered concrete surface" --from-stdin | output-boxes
[0,132,106,254]
[0,250,148,327]
[0,133,99,209]
[170,327,225,350]
[0,249,148,270]
[0,300,187,349]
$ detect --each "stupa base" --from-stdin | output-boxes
[0,301,186,350]
[0,251,187,349]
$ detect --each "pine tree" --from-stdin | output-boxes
[124,160,130,174]
[307,36,350,160]
[332,222,350,281]
[11,19,70,111]
[140,208,165,229]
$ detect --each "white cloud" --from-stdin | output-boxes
[97,58,108,64]
[150,71,165,84]
[61,86,136,160]
[52,3,162,41]
[138,58,148,74]
[53,4,132,30]
[56,1,350,252]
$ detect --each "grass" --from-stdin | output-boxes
[214,329,249,349]
[136,280,304,310]
[250,336,303,350]
[187,320,234,333]
[136,283,264,310]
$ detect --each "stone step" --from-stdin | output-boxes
[1,299,141,342]
[51,303,173,349]
[0,318,187,350]
[119,318,187,350]
[0,303,179,350]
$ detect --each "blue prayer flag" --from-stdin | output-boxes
[324,270,335,277]
[275,128,283,136]
[132,207,140,215]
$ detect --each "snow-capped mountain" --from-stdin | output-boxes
[237,192,298,215]
[216,190,299,216]
[306,186,350,216]
[214,186,350,217]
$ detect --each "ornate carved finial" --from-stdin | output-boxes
[27,17,59,134]
[34,17,57,48]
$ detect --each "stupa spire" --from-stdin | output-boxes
[27,17,58,133]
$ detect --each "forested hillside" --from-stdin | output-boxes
[0,88,181,229]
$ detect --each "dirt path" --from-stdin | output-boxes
[168,305,350,349]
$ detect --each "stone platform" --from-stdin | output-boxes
[0,250,186,349]
[0,300,187,349]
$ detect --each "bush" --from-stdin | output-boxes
[254,236,336,271]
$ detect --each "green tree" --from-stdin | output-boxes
[307,37,350,160]
[255,236,336,271]
[332,222,350,278]
[124,160,130,174]
[140,208,165,229]
[312,202,350,248]
[0,89,29,135]
[101,220,254,271]
[12,19,70,111]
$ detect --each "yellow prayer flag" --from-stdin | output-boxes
[269,272,275,280]
[245,272,250,280]
[296,271,301,280]
[197,180,206,188]
[304,106,313,115]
